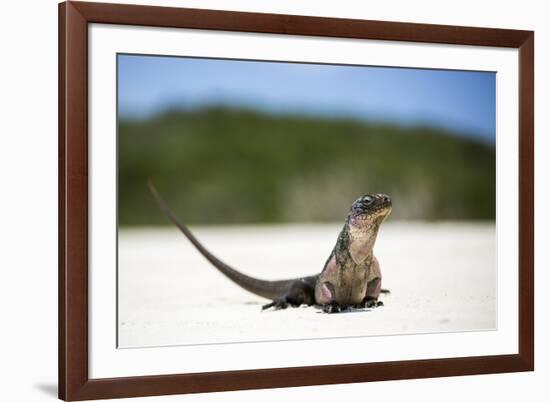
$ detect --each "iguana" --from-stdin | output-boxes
[148,182,391,313]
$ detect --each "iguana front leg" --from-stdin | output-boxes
[317,281,351,313]
[361,256,384,308]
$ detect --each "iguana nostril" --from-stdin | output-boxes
[377,194,390,203]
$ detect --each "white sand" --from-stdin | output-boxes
[118,222,496,348]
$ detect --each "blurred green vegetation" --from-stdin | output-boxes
[118,107,495,226]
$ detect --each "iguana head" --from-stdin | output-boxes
[348,193,392,225]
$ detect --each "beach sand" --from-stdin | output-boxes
[118,222,496,348]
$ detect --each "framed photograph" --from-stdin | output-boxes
[59,1,534,400]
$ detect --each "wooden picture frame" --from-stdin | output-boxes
[59,1,534,400]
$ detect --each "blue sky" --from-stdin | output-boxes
[118,54,496,142]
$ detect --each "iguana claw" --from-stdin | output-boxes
[322,302,347,313]
[262,299,289,310]
[362,297,384,308]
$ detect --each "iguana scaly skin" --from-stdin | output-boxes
[149,182,392,313]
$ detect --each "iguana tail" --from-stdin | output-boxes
[148,181,295,300]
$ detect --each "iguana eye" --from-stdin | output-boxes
[363,196,373,204]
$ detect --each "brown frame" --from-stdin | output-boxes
[59,1,534,400]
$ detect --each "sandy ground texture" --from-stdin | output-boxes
[118,222,496,348]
